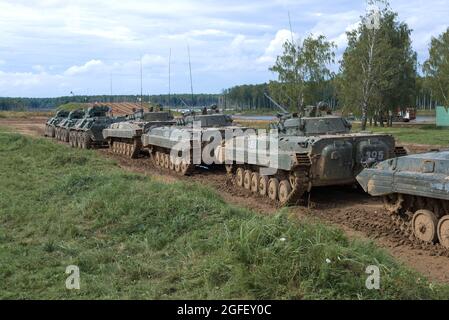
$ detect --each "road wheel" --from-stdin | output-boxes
[268,178,279,201]
[77,133,83,148]
[278,180,292,205]
[169,156,175,171]
[250,172,259,193]
[412,210,438,244]
[236,168,244,187]
[154,152,161,166]
[243,170,252,190]
[180,160,190,175]
[259,176,269,196]
[164,154,170,169]
[85,134,92,149]
[437,215,449,249]
[174,159,181,173]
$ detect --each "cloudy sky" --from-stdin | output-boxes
[0,0,447,97]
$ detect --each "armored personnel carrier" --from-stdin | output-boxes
[55,109,85,142]
[44,110,70,138]
[141,112,242,175]
[220,104,406,206]
[357,151,449,248]
[69,105,119,149]
[103,109,176,158]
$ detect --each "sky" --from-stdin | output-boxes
[0,0,447,98]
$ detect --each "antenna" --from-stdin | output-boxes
[168,48,172,108]
[110,73,113,103]
[264,92,289,114]
[140,55,143,109]
[187,45,194,106]
[288,11,295,46]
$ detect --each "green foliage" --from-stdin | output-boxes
[1,132,449,299]
[339,1,417,128]
[222,83,271,110]
[57,103,89,112]
[423,27,449,107]
[269,34,336,110]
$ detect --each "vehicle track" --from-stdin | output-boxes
[2,116,449,283]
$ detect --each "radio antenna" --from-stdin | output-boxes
[168,48,171,108]
[187,45,194,107]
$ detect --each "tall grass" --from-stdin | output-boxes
[0,132,448,299]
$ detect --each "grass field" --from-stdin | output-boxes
[0,111,52,119]
[353,124,449,146]
[1,129,449,299]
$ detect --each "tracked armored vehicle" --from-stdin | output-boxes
[221,105,406,206]
[357,150,449,248]
[103,109,176,158]
[44,110,70,138]
[55,109,85,142]
[142,113,243,175]
[69,105,119,149]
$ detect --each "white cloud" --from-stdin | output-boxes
[257,29,295,65]
[64,60,104,76]
[0,0,447,96]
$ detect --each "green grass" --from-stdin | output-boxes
[417,109,436,116]
[57,103,90,112]
[353,124,449,146]
[1,130,449,299]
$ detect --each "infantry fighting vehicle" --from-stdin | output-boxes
[357,150,449,248]
[103,109,176,158]
[69,105,120,149]
[220,103,406,206]
[55,109,85,142]
[44,110,70,138]
[142,112,243,175]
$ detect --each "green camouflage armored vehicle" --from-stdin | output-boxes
[357,150,449,248]
[103,109,176,158]
[44,110,70,138]
[142,113,243,175]
[220,104,406,206]
[55,109,85,142]
[69,105,120,149]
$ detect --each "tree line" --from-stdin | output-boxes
[0,94,221,111]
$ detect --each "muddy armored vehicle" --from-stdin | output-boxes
[357,151,449,248]
[103,109,176,158]
[44,110,70,138]
[220,105,406,206]
[55,110,85,142]
[69,105,118,149]
[142,113,242,175]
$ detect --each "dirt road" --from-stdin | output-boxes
[2,116,449,284]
